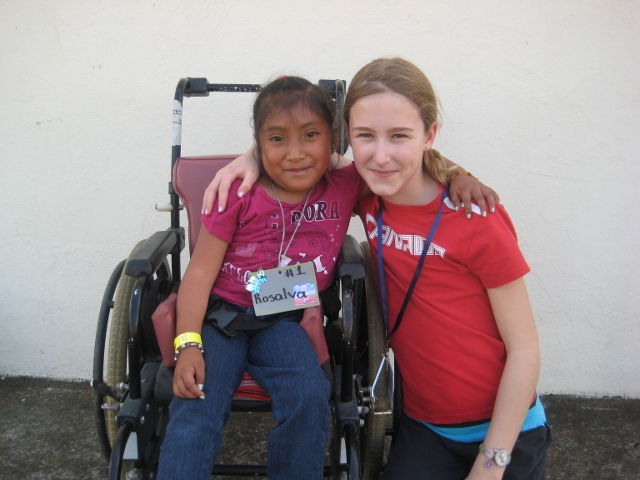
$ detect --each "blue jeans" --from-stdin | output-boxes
[157,313,331,480]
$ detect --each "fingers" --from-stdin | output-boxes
[469,184,501,218]
[449,174,501,219]
[237,168,260,199]
[448,190,464,213]
[469,187,488,218]
[486,195,497,214]
[201,162,259,214]
[448,188,477,218]
[201,176,221,216]
[201,168,235,215]
[214,173,234,214]
[459,191,475,219]
[195,363,205,400]
[482,185,500,213]
[172,348,206,399]
[201,146,261,214]
[174,371,205,399]
[449,174,476,218]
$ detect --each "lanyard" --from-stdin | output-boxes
[271,180,314,267]
[377,188,447,339]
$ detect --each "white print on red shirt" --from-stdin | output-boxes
[365,213,445,258]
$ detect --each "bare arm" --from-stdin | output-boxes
[202,148,353,213]
[173,228,228,399]
[201,147,500,217]
[322,153,502,214]
[465,277,541,480]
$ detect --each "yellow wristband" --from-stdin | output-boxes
[174,332,203,350]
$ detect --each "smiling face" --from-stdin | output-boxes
[258,106,332,203]
[348,90,438,205]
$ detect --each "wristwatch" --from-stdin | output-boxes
[479,444,511,468]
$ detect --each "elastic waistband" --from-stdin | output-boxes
[421,395,547,443]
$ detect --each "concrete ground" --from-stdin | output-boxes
[0,376,638,480]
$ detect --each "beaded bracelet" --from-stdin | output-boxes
[173,342,205,362]
[448,169,478,184]
[174,332,203,350]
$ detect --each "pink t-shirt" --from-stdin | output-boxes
[201,164,364,306]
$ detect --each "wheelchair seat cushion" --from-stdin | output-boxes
[233,373,271,402]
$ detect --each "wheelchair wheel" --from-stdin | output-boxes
[360,241,390,480]
[93,259,126,461]
[105,267,137,444]
[93,240,146,459]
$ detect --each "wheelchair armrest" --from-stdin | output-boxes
[125,230,181,277]
[337,235,366,281]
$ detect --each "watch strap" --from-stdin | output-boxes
[479,443,511,468]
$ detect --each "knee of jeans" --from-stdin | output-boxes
[300,370,331,407]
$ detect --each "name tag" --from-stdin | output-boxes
[246,262,320,316]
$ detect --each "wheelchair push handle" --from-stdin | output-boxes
[182,77,266,97]
[181,77,344,96]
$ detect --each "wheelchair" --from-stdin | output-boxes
[91,77,393,479]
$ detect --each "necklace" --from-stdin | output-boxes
[270,180,315,267]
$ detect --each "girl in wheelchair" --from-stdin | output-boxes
[157,76,369,480]
[203,58,549,479]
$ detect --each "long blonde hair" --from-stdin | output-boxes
[344,57,454,185]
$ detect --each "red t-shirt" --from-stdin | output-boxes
[201,164,365,306]
[356,185,530,424]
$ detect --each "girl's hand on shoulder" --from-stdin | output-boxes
[449,173,500,219]
[201,146,261,215]
[172,347,206,399]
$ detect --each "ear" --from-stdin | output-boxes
[424,122,438,151]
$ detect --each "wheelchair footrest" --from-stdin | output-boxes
[117,362,164,464]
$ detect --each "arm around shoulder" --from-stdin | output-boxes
[202,145,261,215]
[442,156,500,218]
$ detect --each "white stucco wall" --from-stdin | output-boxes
[1,0,638,397]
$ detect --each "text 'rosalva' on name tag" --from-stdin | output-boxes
[248,262,320,316]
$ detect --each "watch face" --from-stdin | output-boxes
[494,449,511,467]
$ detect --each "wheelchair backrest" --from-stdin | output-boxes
[173,155,237,255]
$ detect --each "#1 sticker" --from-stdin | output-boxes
[246,262,320,316]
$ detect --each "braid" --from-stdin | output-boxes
[424,148,456,185]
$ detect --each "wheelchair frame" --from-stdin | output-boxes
[91,77,392,480]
